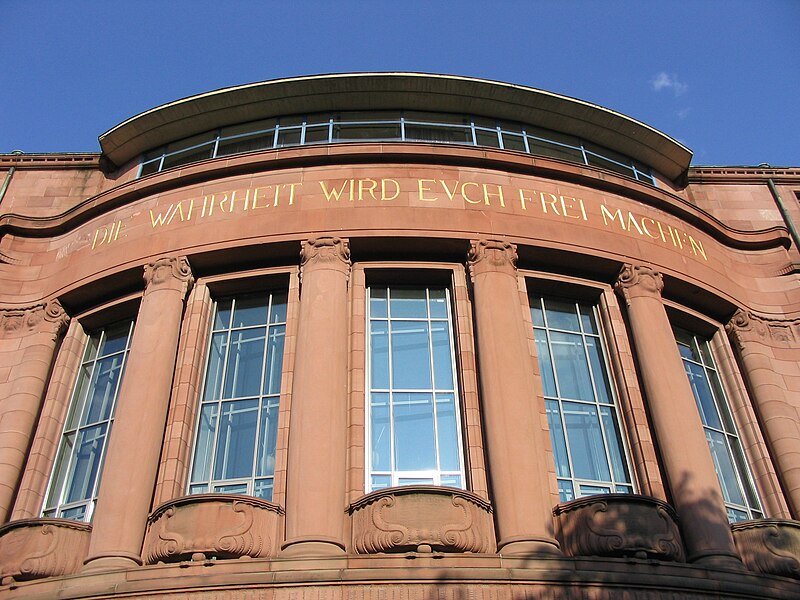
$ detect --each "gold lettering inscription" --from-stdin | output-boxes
[91,177,709,262]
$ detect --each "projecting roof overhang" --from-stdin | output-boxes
[99,73,692,181]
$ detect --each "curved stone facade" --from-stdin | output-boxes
[0,73,798,599]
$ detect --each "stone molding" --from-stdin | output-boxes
[144,494,284,563]
[349,485,495,554]
[731,519,800,580]
[143,256,194,296]
[467,239,518,280]
[614,263,664,305]
[0,518,91,584]
[0,300,69,340]
[554,494,685,561]
[726,309,800,350]
[300,237,351,280]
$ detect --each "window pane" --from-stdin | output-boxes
[706,429,746,506]
[255,401,279,478]
[232,294,268,328]
[269,292,288,324]
[213,400,258,480]
[563,401,611,482]
[223,328,267,398]
[550,331,594,401]
[431,322,454,389]
[263,325,285,395]
[436,393,460,471]
[254,479,273,500]
[369,321,390,389]
[203,332,228,401]
[65,423,107,503]
[545,299,581,332]
[600,406,630,483]
[370,288,388,318]
[534,334,557,397]
[370,393,391,471]
[586,337,613,404]
[428,289,448,319]
[390,288,427,318]
[391,321,432,389]
[83,355,124,424]
[394,392,436,471]
[191,403,219,483]
[214,299,233,330]
[546,400,571,478]
[685,362,723,430]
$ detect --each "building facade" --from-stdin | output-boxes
[0,73,799,599]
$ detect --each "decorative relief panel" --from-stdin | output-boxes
[348,485,495,554]
[732,519,800,580]
[143,494,284,563]
[0,518,90,584]
[554,494,685,561]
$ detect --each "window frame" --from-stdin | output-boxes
[186,276,292,502]
[41,318,136,522]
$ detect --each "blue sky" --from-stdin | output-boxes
[2,0,797,166]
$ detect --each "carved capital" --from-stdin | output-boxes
[0,300,69,340]
[726,309,800,350]
[143,256,194,297]
[300,237,351,279]
[614,263,664,306]
[467,239,518,280]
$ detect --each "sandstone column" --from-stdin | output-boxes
[0,301,69,522]
[281,237,350,557]
[727,310,800,518]
[83,257,193,571]
[615,263,741,568]
[467,240,560,556]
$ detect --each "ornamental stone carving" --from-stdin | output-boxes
[143,256,194,295]
[726,309,800,350]
[731,519,800,579]
[467,239,518,279]
[0,299,69,341]
[554,494,685,561]
[349,485,495,554]
[0,518,91,584]
[143,494,284,563]
[300,237,351,279]
[614,264,664,305]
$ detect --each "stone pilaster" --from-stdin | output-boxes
[0,300,69,522]
[467,240,560,556]
[83,257,193,572]
[615,263,741,568]
[281,237,350,556]
[727,309,800,517]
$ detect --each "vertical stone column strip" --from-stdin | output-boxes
[0,300,69,522]
[727,310,800,518]
[281,237,350,557]
[615,263,741,568]
[467,240,560,556]
[83,257,193,572]
[12,318,85,520]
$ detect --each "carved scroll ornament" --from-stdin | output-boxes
[143,494,284,563]
[554,494,685,561]
[349,485,495,554]
[0,300,69,341]
[614,264,664,306]
[0,518,91,584]
[467,239,518,280]
[732,519,800,580]
[726,309,800,350]
[143,256,194,296]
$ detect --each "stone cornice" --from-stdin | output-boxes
[688,167,800,185]
[0,144,791,251]
[726,309,800,349]
[0,153,101,170]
